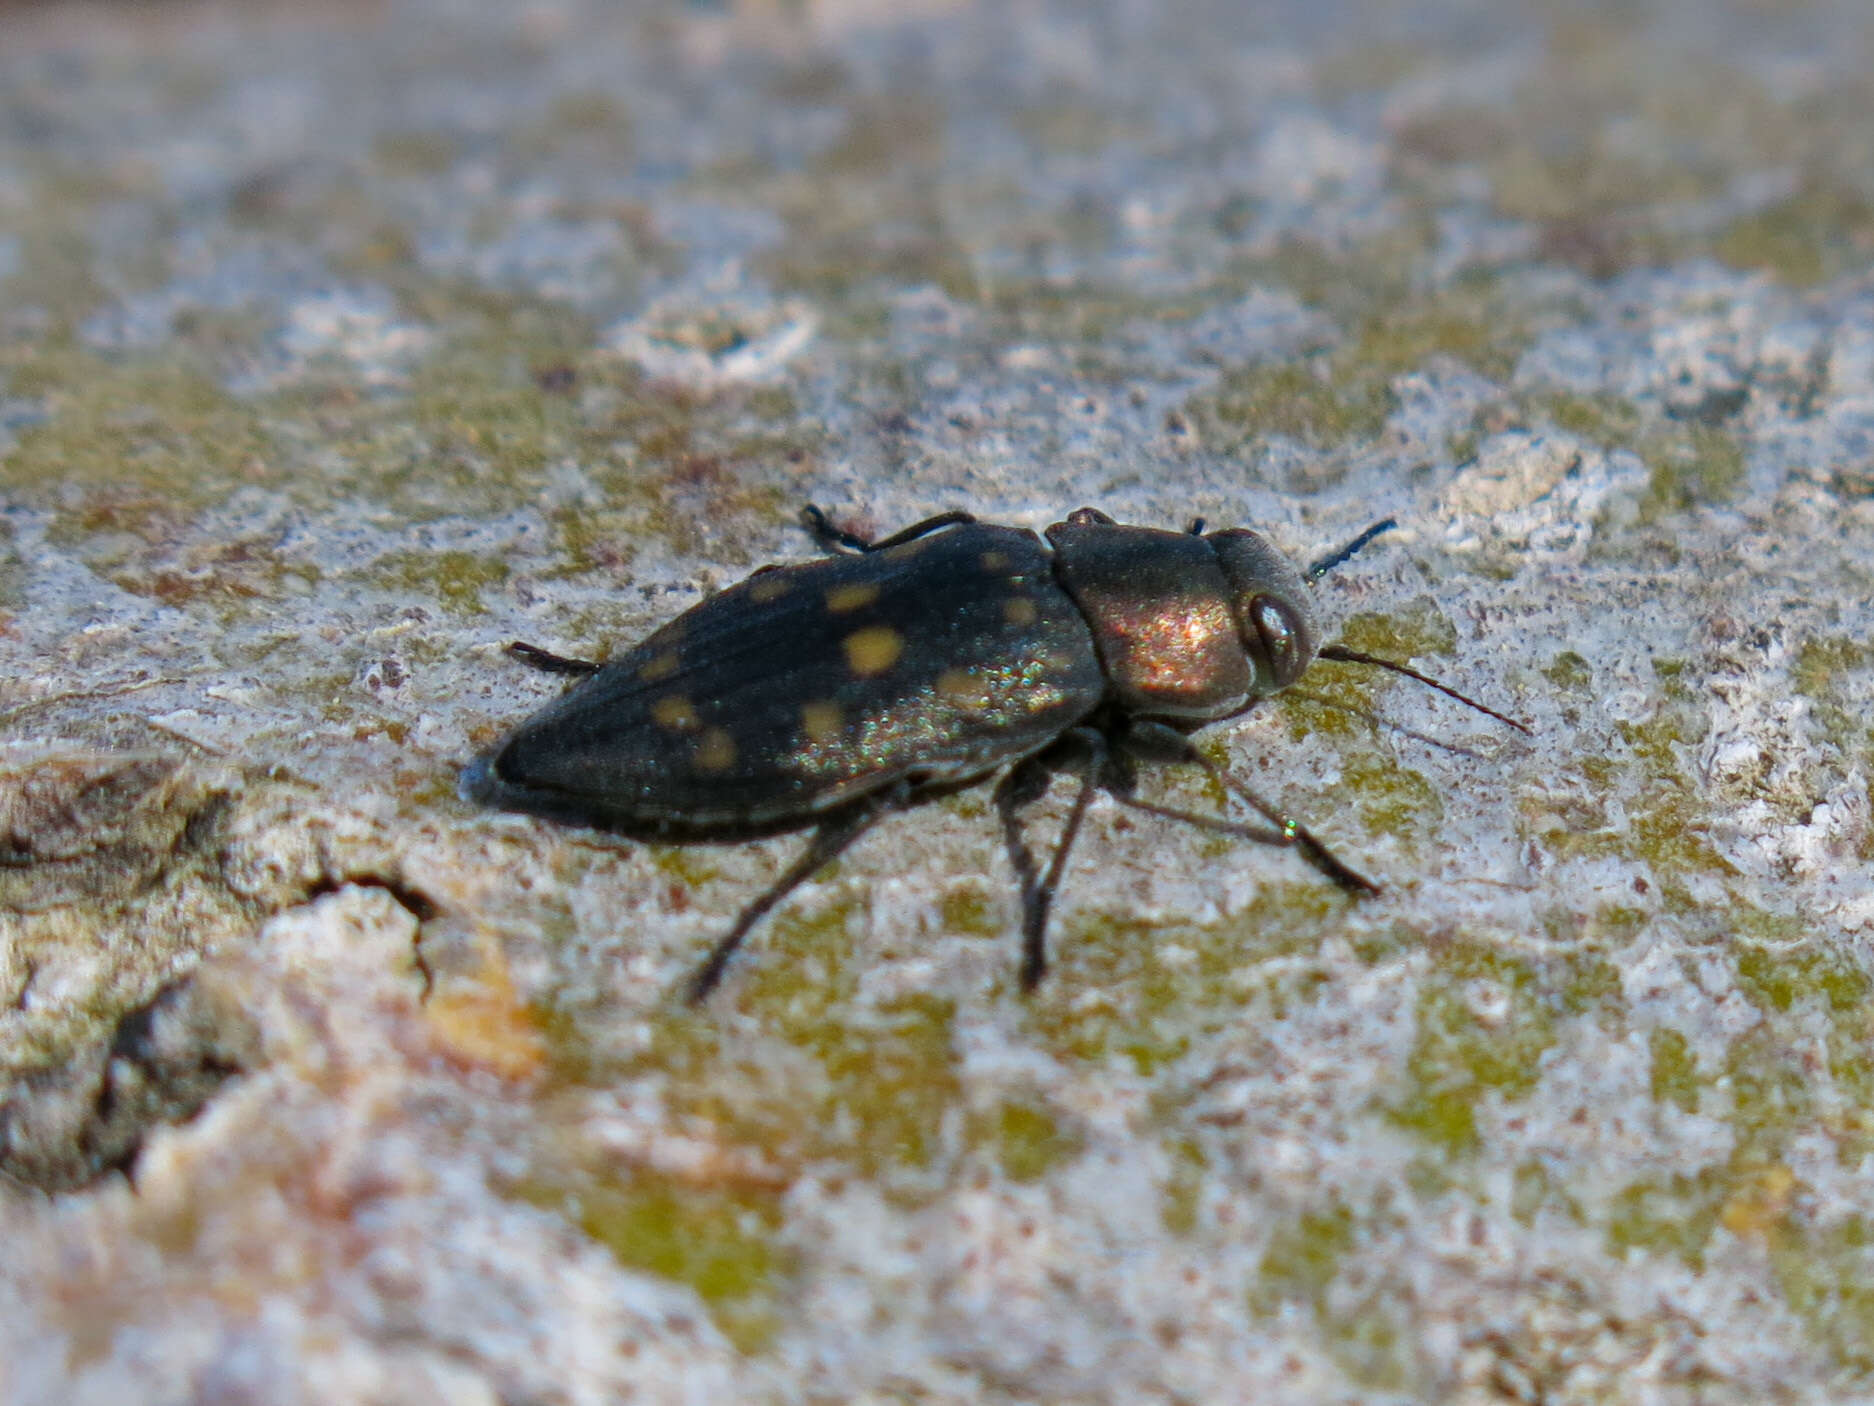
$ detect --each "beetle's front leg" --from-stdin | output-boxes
[1116,720,1380,896]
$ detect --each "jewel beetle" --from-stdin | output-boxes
[460,504,1526,1002]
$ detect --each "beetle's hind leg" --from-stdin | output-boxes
[800,504,977,555]
[994,729,1105,991]
[682,785,907,1004]
[1114,720,1380,896]
[505,641,603,677]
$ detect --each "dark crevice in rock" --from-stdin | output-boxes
[305,873,442,1001]
[1,977,259,1194]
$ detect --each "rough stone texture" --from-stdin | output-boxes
[2,0,1873,1401]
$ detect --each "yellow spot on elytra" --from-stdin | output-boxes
[1003,595,1039,627]
[800,700,842,742]
[844,625,903,677]
[652,695,699,731]
[749,574,790,604]
[694,728,737,772]
[825,581,880,613]
[638,651,680,683]
[980,549,1012,573]
[936,668,991,710]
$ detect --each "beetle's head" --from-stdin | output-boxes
[1204,528,1321,694]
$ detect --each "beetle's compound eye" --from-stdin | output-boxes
[1250,595,1307,689]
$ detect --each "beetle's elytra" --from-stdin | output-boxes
[461,504,1526,1002]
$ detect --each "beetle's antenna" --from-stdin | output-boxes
[1307,519,1397,581]
[1316,645,1531,734]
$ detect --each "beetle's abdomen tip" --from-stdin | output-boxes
[458,754,499,805]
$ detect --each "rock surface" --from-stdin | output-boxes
[2,0,1874,1401]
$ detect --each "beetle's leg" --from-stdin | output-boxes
[994,729,1104,991]
[800,504,977,556]
[682,785,905,1004]
[506,641,603,676]
[1120,720,1380,896]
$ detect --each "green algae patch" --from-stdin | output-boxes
[1030,880,1355,1074]
[1771,1214,1874,1374]
[1542,649,1593,694]
[1635,424,1745,523]
[1338,602,1459,663]
[1338,755,1441,845]
[1511,1158,1582,1227]
[982,1098,1084,1184]
[811,94,946,182]
[753,95,985,323]
[621,897,966,1194]
[1723,1024,1823,1171]
[1385,940,1621,1157]
[282,313,596,520]
[1014,98,1127,157]
[1527,392,1749,544]
[1160,1137,1208,1236]
[792,994,960,1179]
[373,130,459,177]
[516,1169,790,1352]
[938,881,1002,939]
[1265,602,1454,846]
[1250,1196,1417,1390]
[1524,668,1730,880]
[2,352,275,510]
[0,517,25,612]
[255,296,802,547]
[1350,295,1527,385]
[1713,187,1874,288]
[1186,274,1531,457]
[1284,600,1459,741]
[1192,360,1388,453]
[1734,942,1871,1017]
[379,548,511,615]
[1649,1027,1700,1114]
[1605,1169,1729,1268]
[1538,392,1644,453]
[1252,1199,1355,1311]
[1792,637,1874,805]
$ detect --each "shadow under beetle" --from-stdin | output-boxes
[460,504,1527,1002]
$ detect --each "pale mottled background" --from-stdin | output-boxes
[1,1,1873,1402]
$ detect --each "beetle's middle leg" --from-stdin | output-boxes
[1113,720,1380,896]
[683,783,908,1004]
[994,729,1104,991]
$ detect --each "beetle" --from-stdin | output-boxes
[460,504,1526,1002]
